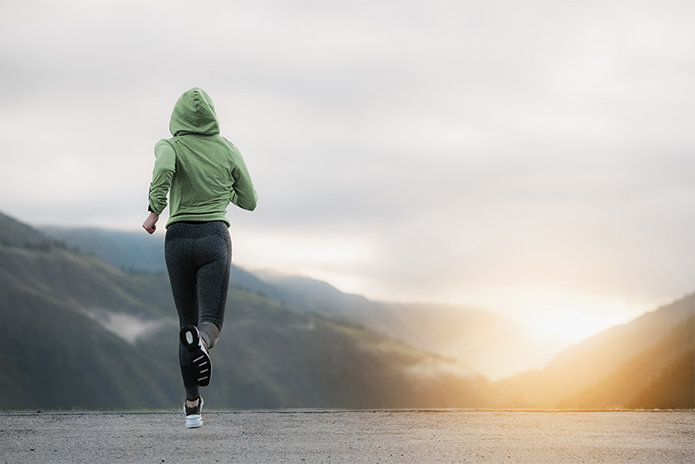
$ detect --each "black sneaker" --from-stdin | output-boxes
[180,325,212,386]
[184,396,204,428]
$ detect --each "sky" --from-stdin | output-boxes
[1,0,693,343]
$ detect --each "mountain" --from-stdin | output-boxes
[42,225,168,273]
[34,217,695,409]
[496,293,695,408]
[38,226,565,379]
[41,225,282,298]
[2,212,493,409]
[1,212,52,247]
[250,271,567,380]
[558,315,694,409]
[0,213,177,408]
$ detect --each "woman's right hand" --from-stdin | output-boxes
[142,212,159,234]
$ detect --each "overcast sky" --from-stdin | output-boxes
[1,0,693,340]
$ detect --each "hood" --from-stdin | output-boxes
[169,88,220,136]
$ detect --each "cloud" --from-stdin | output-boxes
[0,0,693,319]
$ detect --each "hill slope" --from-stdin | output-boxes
[557,315,694,409]
[496,294,695,408]
[42,225,281,299]
[2,212,493,409]
[0,212,49,247]
[32,216,695,409]
[38,225,566,379]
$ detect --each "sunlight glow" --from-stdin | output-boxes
[461,284,650,343]
[235,227,653,346]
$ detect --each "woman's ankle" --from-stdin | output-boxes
[185,397,200,408]
[199,322,219,349]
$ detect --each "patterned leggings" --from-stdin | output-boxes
[165,221,231,399]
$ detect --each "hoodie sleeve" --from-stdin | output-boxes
[148,139,176,214]
[227,142,257,211]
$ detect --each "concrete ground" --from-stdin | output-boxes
[1,410,693,463]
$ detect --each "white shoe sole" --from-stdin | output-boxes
[184,397,204,428]
[185,414,203,428]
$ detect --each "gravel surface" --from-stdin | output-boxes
[1,410,693,463]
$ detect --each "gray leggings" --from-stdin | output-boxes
[165,221,231,399]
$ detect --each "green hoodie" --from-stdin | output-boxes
[148,88,257,227]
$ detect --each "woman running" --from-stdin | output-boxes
[143,88,257,428]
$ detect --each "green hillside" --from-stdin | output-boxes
[0,211,48,247]
[41,226,565,380]
[43,225,168,273]
[42,225,280,298]
[4,212,692,410]
[0,289,177,409]
[1,212,493,410]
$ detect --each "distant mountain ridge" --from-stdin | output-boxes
[43,225,168,273]
[41,226,566,380]
[2,212,691,409]
[2,212,493,410]
[0,212,53,247]
[42,225,282,300]
[256,271,569,380]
